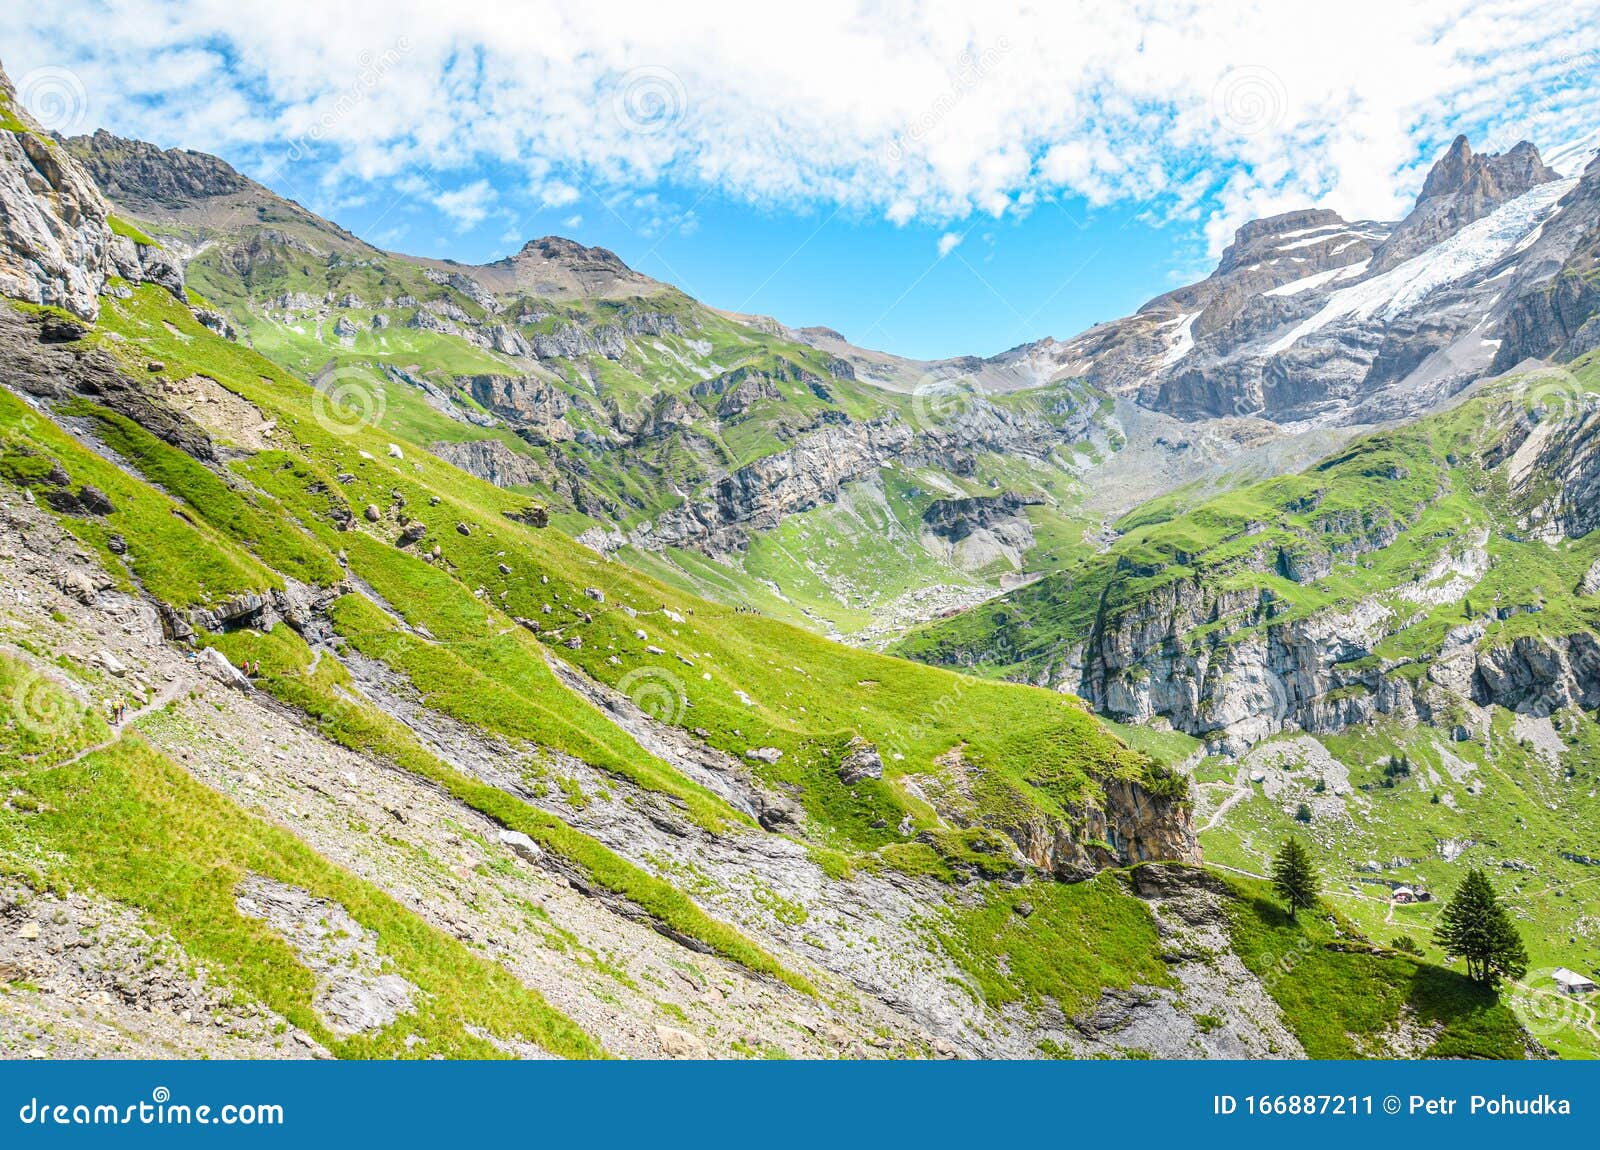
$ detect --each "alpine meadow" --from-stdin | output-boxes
[3,2,1600,1068]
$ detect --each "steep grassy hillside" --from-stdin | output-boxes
[0,277,1534,1057]
[64,131,1118,638]
[899,357,1600,1055]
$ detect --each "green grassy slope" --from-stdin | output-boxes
[895,357,1600,684]
[94,182,1118,636]
[0,279,1553,1059]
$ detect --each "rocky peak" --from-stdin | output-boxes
[514,235,628,269]
[1135,207,1384,349]
[1214,208,1351,276]
[64,128,252,210]
[1372,135,1560,271]
[1416,135,1554,205]
[485,234,657,299]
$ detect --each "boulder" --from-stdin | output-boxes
[196,646,251,691]
[77,485,115,515]
[54,571,99,604]
[837,736,884,784]
[496,829,544,865]
[653,1025,709,1059]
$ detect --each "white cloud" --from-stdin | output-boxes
[562,214,583,229]
[4,0,1599,255]
[538,181,580,208]
[431,179,496,229]
[937,231,963,258]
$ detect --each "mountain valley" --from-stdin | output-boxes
[2,56,1598,1060]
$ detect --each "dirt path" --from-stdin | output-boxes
[2,639,188,774]
[48,680,187,772]
[1200,765,1253,832]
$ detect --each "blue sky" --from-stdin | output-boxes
[4,1,1599,359]
[277,163,1182,359]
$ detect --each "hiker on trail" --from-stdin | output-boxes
[111,696,125,724]
[251,659,261,677]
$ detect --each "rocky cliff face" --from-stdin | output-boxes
[1491,154,1600,369]
[1371,136,1559,271]
[1003,777,1201,881]
[630,378,1104,557]
[642,415,916,553]
[1009,392,1600,754]
[0,80,187,321]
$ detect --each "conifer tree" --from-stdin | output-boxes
[1433,868,1529,985]
[1271,836,1319,923]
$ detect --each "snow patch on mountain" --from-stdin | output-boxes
[1160,312,1199,366]
[1545,128,1600,177]
[1263,177,1577,355]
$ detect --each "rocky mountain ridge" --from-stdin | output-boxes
[51,120,1600,650]
[0,58,1561,1062]
[900,367,1600,761]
